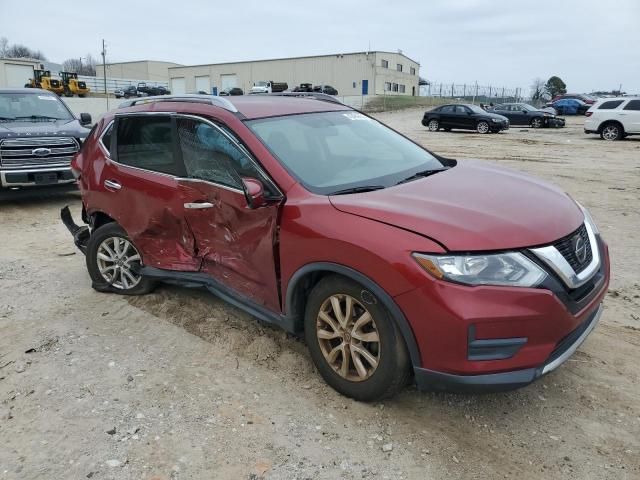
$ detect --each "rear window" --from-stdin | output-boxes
[623,100,640,111]
[598,100,624,109]
[115,115,180,175]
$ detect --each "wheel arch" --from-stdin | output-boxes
[89,210,117,230]
[285,262,422,368]
[598,119,625,134]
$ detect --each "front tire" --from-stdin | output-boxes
[86,223,156,295]
[530,117,543,128]
[304,275,410,401]
[476,120,490,134]
[427,119,439,131]
[600,122,623,141]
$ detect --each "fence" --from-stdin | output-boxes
[77,75,169,94]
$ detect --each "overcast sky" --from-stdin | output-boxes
[1,0,638,93]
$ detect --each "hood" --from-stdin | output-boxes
[329,160,583,251]
[0,119,90,139]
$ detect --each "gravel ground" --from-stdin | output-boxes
[1,114,639,480]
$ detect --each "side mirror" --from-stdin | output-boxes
[522,110,528,114]
[79,113,92,126]
[242,177,266,209]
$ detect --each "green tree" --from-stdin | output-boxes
[545,76,567,99]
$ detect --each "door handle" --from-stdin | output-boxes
[184,202,214,209]
[104,179,121,191]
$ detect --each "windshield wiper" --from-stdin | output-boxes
[330,185,385,195]
[14,115,63,121]
[396,168,448,185]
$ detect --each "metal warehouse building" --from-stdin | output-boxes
[0,58,40,88]
[96,60,183,82]
[167,51,420,97]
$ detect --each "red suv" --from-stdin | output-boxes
[62,94,609,401]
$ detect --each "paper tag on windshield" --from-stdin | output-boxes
[343,112,370,121]
[38,95,57,101]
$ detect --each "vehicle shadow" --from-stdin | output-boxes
[0,185,80,205]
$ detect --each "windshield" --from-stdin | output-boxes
[0,93,73,121]
[247,111,445,194]
[522,104,537,111]
[255,81,268,87]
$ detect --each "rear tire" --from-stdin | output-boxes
[476,121,490,134]
[304,275,411,401]
[86,223,156,295]
[600,122,623,141]
[427,119,439,132]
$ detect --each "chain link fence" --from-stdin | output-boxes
[336,82,526,113]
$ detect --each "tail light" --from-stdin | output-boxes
[585,112,593,117]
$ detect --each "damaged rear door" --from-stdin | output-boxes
[175,115,283,312]
[101,113,200,271]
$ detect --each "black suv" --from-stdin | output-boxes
[490,103,565,128]
[0,89,91,188]
[422,104,509,134]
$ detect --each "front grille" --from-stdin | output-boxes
[552,223,592,274]
[0,137,79,169]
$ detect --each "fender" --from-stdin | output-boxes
[286,262,422,368]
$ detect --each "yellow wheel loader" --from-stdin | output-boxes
[60,71,90,97]
[24,69,64,95]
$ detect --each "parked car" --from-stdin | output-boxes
[0,88,91,189]
[584,97,640,140]
[219,87,244,96]
[292,83,314,92]
[114,86,141,99]
[551,99,590,115]
[313,85,338,95]
[422,103,509,133]
[62,94,609,401]
[547,94,597,106]
[489,103,565,128]
[250,81,288,94]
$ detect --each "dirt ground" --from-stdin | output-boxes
[1,114,639,480]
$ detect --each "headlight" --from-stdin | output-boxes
[576,202,599,234]
[413,252,547,287]
[491,118,500,122]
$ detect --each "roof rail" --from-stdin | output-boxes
[118,94,238,113]
[267,92,345,105]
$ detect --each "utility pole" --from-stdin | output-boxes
[101,39,109,109]
[79,57,82,74]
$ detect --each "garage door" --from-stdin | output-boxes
[170,77,186,95]
[5,64,34,88]
[220,74,237,91]
[195,76,210,94]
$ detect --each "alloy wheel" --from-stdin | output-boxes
[428,120,439,131]
[316,294,381,382]
[531,118,543,128]
[96,236,143,290]
[477,121,489,133]
[602,125,620,141]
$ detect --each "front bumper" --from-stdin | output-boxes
[0,167,75,188]
[548,117,565,127]
[414,303,602,392]
[395,236,609,392]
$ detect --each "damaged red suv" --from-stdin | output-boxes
[63,94,609,401]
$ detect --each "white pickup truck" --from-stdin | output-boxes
[250,81,288,94]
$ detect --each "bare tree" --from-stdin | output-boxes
[5,43,47,60]
[530,78,547,103]
[62,53,96,76]
[0,37,8,57]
